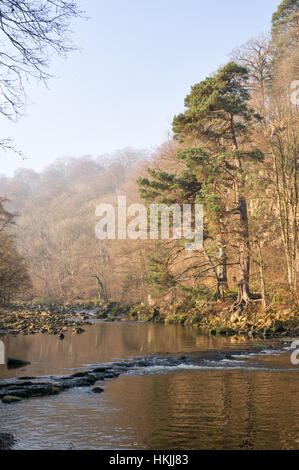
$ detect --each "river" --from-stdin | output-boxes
[0,321,298,450]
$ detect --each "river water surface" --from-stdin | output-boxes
[0,321,298,450]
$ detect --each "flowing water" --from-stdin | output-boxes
[0,321,298,450]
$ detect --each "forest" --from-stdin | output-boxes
[0,0,298,336]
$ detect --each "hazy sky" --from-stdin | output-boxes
[0,0,280,176]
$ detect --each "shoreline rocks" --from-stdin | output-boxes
[1,300,298,340]
[0,303,95,337]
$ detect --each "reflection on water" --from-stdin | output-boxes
[0,322,257,379]
[0,322,298,450]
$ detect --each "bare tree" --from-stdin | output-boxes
[0,0,82,153]
[231,36,272,115]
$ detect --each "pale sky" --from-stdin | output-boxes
[0,0,280,176]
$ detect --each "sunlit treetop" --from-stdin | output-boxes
[172,62,261,146]
[272,0,299,35]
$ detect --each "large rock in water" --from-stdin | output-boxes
[0,382,63,401]
[7,357,31,369]
[0,433,15,449]
[2,395,22,403]
[92,387,104,393]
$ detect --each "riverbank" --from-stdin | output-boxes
[129,300,299,339]
[0,299,298,339]
[0,301,96,336]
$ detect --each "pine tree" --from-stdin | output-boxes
[173,62,264,305]
[272,0,299,55]
[138,149,230,300]
[272,0,299,36]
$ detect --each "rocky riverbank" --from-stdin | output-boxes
[0,302,97,337]
[1,299,298,339]
[130,300,299,339]
[0,301,132,337]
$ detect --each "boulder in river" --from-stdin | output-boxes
[2,395,23,403]
[0,433,16,449]
[7,357,31,369]
[92,387,104,393]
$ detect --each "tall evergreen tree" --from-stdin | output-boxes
[139,63,264,305]
[272,0,299,53]
[173,62,264,305]
[272,0,299,35]
[138,147,229,299]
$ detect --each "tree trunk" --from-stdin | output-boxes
[256,241,266,309]
[229,114,252,306]
[216,234,228,300]
[271,142,298,297]
[204,249,224,300]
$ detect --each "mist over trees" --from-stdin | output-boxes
[0,0,298,309]
[0,149,151,302]
[0,197,31,303]
[0,1,82,304]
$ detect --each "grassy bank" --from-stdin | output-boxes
[128,300,299,339]
[0,298,298,339]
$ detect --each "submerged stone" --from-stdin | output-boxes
[7,357,31,369]
[2,395,22,403]
[0,433,15,449]
[92,387,104,393]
